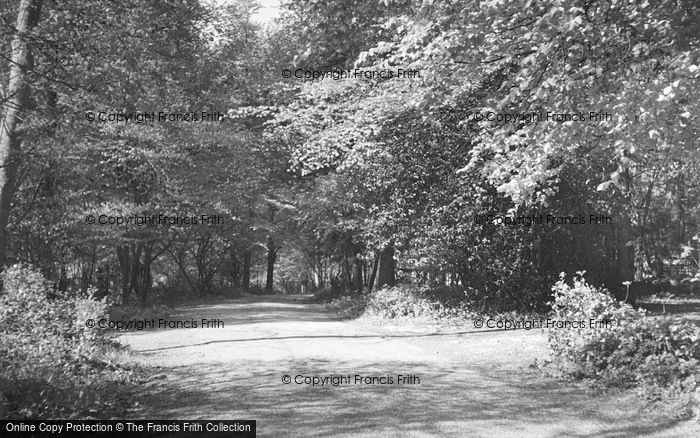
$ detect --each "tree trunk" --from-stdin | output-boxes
[314,258,325,289]
[117,245,131,303]
[616,212,636,304]
[373,245,395,290]
[368,256,379,291]
[617,216,635,281]
[0,0,43,267]
[138,243,153,304]
[343,256,352,290]
[229,248,240,285]
[265,236,278,292]
[242,249,251,291]
[351,256,363,292]
[116,242,153,305]
[128,243,143,302]
[96,264,110,298]
[194,234,212,296]
[80,244,97,294]
[57,265,68,291]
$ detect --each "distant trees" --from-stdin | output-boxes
[0,0,294,301]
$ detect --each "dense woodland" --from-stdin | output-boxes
[0,0,699,311]
[1,0,700,423]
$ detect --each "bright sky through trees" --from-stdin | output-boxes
[252,0,281,23]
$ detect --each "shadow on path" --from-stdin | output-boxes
[124,294,700,437]
[136,359,693,438]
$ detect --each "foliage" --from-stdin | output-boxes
[0,263,133,418]
[408,0,700,280]
[0,264,110,367]
[258,0,700,309]
[325,294,368,320]
[108,302,170,324]
[365,284,474,320]
[1,0,699,421]
[279,0,412,70]
[548,273,700,393]
[674,234,700,286]
[0,0,300,305]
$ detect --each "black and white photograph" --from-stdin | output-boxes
[1,0,699,436]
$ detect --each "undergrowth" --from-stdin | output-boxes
[547,273,700,419]
[0,263,143,418]
[323,279,700,420]
[322,284,544,326]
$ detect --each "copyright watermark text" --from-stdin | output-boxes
[85,318,225,330]
[281,68,421,81]
[282,374,421,386]
[85,214,225,226]
[473,318,614,330]
[473,214,613,226]
[85,111,224,123]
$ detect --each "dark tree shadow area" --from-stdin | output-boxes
[639,299,700,325]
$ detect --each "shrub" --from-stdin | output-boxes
[548,273,700,393]
[325,294,368,319]
[367,285,433,318]
[109,302,169,324]
[0,263,132,417]
[365,284,475,320]
[312,287,352,303]
[248,285,275,295]
[0,264,111,371]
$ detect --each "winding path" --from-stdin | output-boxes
[120,295,699,437]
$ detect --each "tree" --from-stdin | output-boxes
[2,0,246,301]
[354,0,700,292]
[0,0,42,267]
[279,0,412,70]
[248,0,700,310]
[265,235,280,292]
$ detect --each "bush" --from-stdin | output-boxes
[325,294,368,319]
[311,287,350,303]
[0,264,111,371]
[367,285,432,318]
[109,302,169,324]
[548,273,700,393]
[0,263,132,418]
[365,284,475,320]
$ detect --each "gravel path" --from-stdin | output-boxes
[119,295,699,437]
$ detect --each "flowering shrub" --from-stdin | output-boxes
[548,273,700,392]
